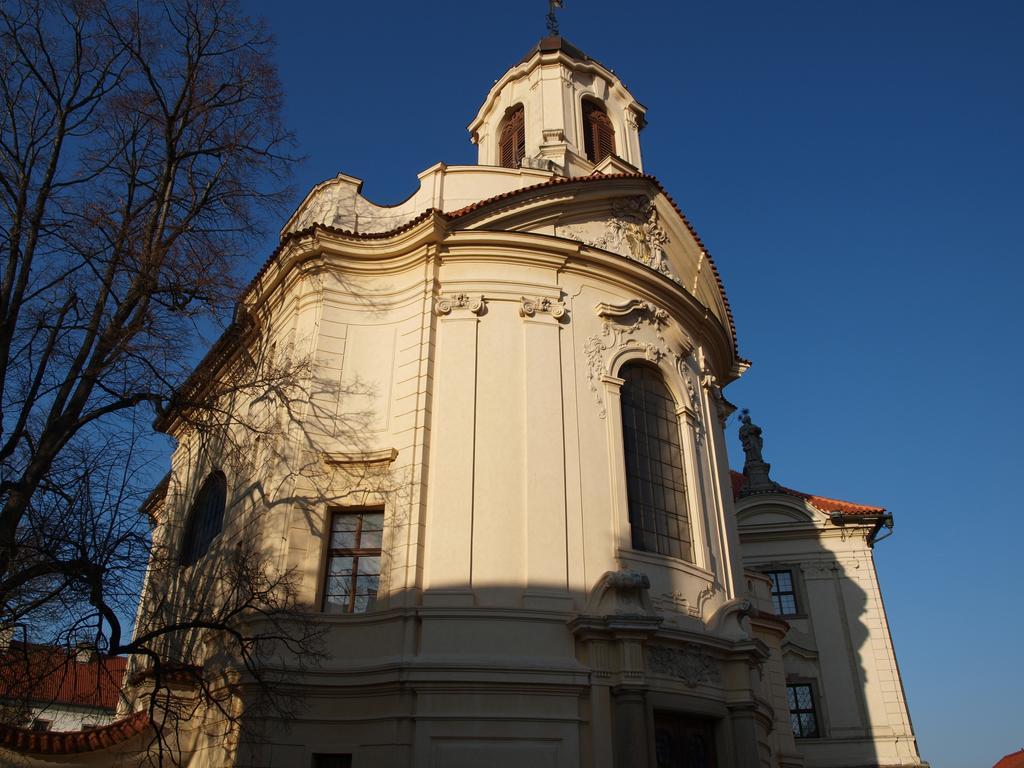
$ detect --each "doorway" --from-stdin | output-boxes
[653,711,717,768]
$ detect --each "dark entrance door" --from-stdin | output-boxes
[653,712,718,768]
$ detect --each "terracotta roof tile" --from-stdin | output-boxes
[995,749,1024,768]
[0,710,150,754]
[729,470,886,516]
[0,645,127,710]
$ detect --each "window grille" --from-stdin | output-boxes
[787,683,820,738]
[619,363,692,561]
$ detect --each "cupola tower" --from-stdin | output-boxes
[469,36,647,176]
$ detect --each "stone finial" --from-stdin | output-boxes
[738,409,778,494]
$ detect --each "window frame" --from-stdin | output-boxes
[179,470,228,567]
[498,103,526,169]
[765,568,801,617]
[582,98,616,163]
[618,362,694,563]
[603,352,711,575]
[321,509,384,615]
[786,681,821,739]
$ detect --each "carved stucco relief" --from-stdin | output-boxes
[652,583,717,620]
[645,643,721,688]
[434,293,486,316]
[584,299,694,418]
[519,296,567,320]
[558,196,681,283]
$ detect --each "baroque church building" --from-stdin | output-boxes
[0,36,924,768]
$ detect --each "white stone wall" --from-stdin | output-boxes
[737,497,923,768]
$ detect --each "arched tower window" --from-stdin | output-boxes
[619,363,692,561]
[583,100,616,163]
[499,104,526,169]
[180,471,227,566]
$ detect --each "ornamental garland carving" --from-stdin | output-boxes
[520,296,567,320]
[585,299,695,418]
[434,293,485,316]
[645,643,721,688]
[558,196,680,283]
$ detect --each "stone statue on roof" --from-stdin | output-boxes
[738,409,764,465]
[738,409,777,494]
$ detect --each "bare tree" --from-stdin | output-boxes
[0,0,333,757]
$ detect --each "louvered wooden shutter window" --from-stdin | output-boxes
[499,106,525,168]
[583,101,616,163]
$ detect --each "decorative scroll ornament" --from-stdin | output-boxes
[646,643,721,688]
[585,300,692,418]
[558,196,680,283]
[675,351,704,443]
[653,583,717,619]
[434,293,485,316]
[520,296,567,320]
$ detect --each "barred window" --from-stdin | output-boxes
[787,683,820,738]
[619,363,692,561]
[583,100,615,163]
[180,471,227,566]
[323,510,383,614]
[499,104,526,169]
[766,569,799,615]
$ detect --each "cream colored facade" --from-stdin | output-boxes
[736,480,922,768]
[0,37,923,768]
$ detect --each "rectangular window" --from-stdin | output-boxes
[787,683,820,738]
[766,569,799,615]
[311,755,352,768]
[30,719,51,732]
[322,510,383,614]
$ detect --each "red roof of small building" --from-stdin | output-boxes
[0,710,150,755]
[730,470,886,516]
[0,644,127,710]
[995,749,1024,768]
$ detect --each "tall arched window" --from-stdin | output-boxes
[619,363,692,561]
[499,105,526,169]
[583,100,616,163]
[180,471,227,566]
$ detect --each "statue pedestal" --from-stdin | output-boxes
[743,461,777,493]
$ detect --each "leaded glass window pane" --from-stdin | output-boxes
[787,683,820,738]
[619,363,692,562]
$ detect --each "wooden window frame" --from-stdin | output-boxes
[321,509,383,615]
[498,104,526,169]
[582,99,616,163]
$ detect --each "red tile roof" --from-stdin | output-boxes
[163,172,746,436]
[729,470,886,516]
[441,172,742,361]
[0,644,127,710]
[995,750,1024,768]
[0,710,150,754]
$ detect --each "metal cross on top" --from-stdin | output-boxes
[547,0,564,36]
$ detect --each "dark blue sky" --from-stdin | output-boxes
[247,2,1023,765]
